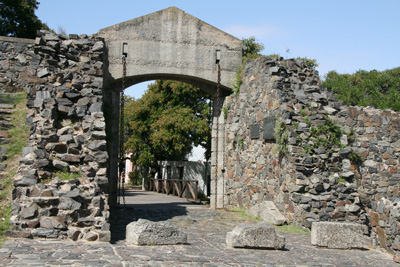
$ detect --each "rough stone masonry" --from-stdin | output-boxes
[223,56,400,253]
[1,32,110,241]
[2,7,400,256]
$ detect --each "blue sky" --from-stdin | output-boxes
[36,0,400,99]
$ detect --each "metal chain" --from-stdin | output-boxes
[118,56,127,207]
[214,60,221,208]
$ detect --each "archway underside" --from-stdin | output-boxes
[108,73,232,97]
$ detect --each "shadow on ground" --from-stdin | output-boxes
[110,189,203,243]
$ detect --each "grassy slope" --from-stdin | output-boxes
[0,92,29,247]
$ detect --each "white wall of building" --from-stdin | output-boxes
[158,160,210,196]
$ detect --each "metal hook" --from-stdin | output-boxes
[122,42,128,57]
[216,49,220,64]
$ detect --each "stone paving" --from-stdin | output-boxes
[0,190,397,266]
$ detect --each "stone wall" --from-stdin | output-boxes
[3,30,400,249]
[2,32,110,241]
[224,56,400,251]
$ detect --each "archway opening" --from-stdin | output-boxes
[108,77,223,242]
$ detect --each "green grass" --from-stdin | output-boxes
[0,91,29,247]
[227,207,262,222]
[274,223,310,235]
[53,171,82,181]
[0,202,11,246]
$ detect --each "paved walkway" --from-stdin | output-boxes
[0,189,396,266]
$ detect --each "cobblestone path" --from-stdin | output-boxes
[0,190,396,266]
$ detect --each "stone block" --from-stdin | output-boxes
[31,228,60,238]
[98,230,111,242]
[263,116,275,141]
[246,201,287,225]
[126,219,187,245]
[83,231,98,241]
[67,228,81,241]
[226,222,285,249]
[311,222,366,249]
[14,175,37,187]
[250,124,260,139]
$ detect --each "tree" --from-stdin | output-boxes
[242,36,264,60]
[124,80,212,170]
[323,67,400,111]
[0,0,49,38]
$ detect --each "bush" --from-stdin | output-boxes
[128,171,142,185]
[323,67,400,111]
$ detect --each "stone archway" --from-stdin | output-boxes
[98,7,242,209]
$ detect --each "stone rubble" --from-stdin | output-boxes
[224,56,400,254]
[246,200,287,225]
[0,33,109,241]
[311,221,365,249]
[226,221,285,249]
[1,29,400,259]
[126,218,188,245]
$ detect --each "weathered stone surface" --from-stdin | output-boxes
[226,222,285,249]
[83,231,98,241]
[98,7,241,93]
[3,34,110,242]
[14,175,37,187]
[31,228,59,238]
[311,222,365,249]
[67,228,81,241]
[98,230,111,242]
[126,219,187,245]
[20,205,38,219]
[40,216,66,229]
[52,159,69,171]
[58,197,81,210]
[246,201,287,226]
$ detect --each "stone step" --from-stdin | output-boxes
[0,98,18,104]
[0,163,7,171]
[0,120,12,129]
[0,103,15,109]
[0,131,8,138]
[0,108,14,114]
[0,138,9,145]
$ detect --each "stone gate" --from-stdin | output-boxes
[3,6,400,252]
[4,7,241,241]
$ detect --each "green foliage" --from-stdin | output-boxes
[124,80,212,168]
[238,137,244,150]
[233,64,244,95]
[274,223,310,235]
[323,67,400,111]
[242,37,264,60]
[308,116,343,149]
[0,0,50,38]
[128,171,142,186]
[0,92,29,246]
[267,53,281,59]
[233,37,265,95]
[0,202,11,246]
[54,171,81,181]
[274,120,288,158]
[7,92,29,158]
[296,57,319,69]
[349,152,363,165]
[229,207,262,222]
[222,105,229,119]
